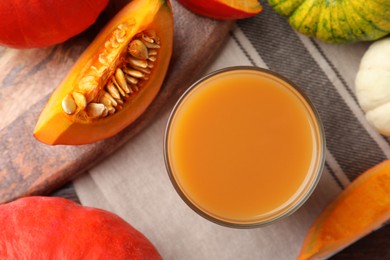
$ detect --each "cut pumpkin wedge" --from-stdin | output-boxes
[178,0,262,20]
[33,0,173,145]
[298,159,390,260]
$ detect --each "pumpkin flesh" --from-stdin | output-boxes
[298,160,390,260]
[33,0,173,145]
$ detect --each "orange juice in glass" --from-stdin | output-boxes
[164,67,325,228]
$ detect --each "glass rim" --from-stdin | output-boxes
[163,66,326,228]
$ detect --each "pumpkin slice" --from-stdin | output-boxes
[177,0,262,20]
[298,160,390,260]
[34,0,173,145]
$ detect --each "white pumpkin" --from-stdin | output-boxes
[355,37,390,136]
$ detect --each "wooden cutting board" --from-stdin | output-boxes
[0,0,232,204]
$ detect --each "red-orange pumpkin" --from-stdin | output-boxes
[0,0,109,49]
[178,0,262,20]
[0,197,162,259]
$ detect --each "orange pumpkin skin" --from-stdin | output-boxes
[178,0,262,20]
[33,0,174,145]
[0,0,109,49]
[0,197,162,259]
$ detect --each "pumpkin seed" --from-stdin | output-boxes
[123,68,144,78]
[90,65,104,75]
[101,108,109,118]
[118,23,129,32]
[102,92,118,107]
[143,41,160,49]
[78,76,98,91]
[115,29,126,43]
[112,77,126,97]
[105,39,119,49]
[72,92,87,110]
[115,68,132,94]
[142,34,154,43]
[128,56,148,68]
[98,53,109,65]
[148,50,157,56]
[62,94,77,115]
[86,103,106,118]
[131,66,151,75]
[62,30,159,119]
[128,39,148,60]
[101,94,113,107]
[115,98,124,105]
[106,82,121,100]
[125,75,139,85]
[108,39,120,49]
[107,106,116,115]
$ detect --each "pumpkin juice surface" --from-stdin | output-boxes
[165,67,325,227]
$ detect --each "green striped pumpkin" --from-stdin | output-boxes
[268,0,390,43]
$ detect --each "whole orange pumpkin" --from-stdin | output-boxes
[0,0,109,48]
[0,197,162,259]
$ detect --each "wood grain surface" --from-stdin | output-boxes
[0,0,233,203]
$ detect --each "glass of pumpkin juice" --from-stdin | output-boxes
[164,67,325,228]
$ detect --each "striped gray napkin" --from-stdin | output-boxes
[74,2,387,260]
[237,3,387,187]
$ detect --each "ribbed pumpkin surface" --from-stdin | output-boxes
[268,0,390,43]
